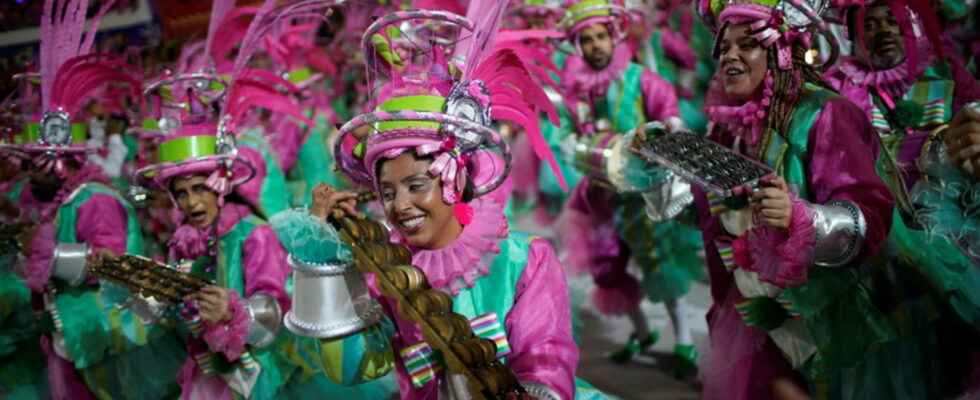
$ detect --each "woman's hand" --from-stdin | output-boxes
[752,176,793,229]
[191,286,233,323]
[310,184,360,220]
[85,248,118,268]
[945,103,980,179]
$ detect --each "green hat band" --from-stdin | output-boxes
[569,0,612,24]
[287,67,313,85]
[18,122,87,144]
[158,135,217,163]
[376,95,446,132]
[141,118,159,131]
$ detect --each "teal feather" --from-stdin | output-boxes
[269,208,353,264]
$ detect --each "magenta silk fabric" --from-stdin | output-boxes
[563,181,641,316]
[557,44,681,316]
[177,203,292,400]
[377,199,578,400]
[24,192,130,292]
[695,97,894,400]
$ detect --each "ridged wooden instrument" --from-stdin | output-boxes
[87,254,212,304]
[330,209,530,399]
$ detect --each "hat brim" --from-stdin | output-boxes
[134,154,256,192]
[334,110,511,200]
[0,143,93,157]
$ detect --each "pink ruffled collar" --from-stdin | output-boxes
[169,203,252,261]
[562,44,633,99]
[837,57,918,87]
[706,71,774,149]
[394,198,509,295]
[835,52,933,100]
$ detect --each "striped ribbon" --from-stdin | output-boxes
[717,240,736,271]
[401,342,442,387]
[707,192,728,215]
[921,98,946,126]
[470,313,511,357]
[870,105,891,132]
[400,312,512,388]
[195,352,216,375]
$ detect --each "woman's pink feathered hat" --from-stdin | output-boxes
[334,1,568,205]
[698,0,840,71]
[134,0,310,202]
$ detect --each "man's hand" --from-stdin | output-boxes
[945,103,980,179]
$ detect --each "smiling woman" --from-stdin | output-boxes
[693,0,905,398]
[377,152,464,250]
[283,3,612,399]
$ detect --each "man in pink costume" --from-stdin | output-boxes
[557,0,704,373]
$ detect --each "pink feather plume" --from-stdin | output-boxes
[40,0,116,112]
[50,54,140,116]
[472,48,567,190]
[222,69,313,135]
[455,0,509,80]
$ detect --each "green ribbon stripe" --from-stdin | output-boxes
[18,122,87,144]
[569,0,612,22]
[158,135,217,163]
[377,95,446,132]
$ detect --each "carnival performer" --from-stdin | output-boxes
[556,0,703,373]
[129,3,399,400]
[0,1,190,399]
[274,3,607,399]
[686,0,934,397]
[821,1,980,396]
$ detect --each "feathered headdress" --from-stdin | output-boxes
[698,0,839,71]
[135,0,311,204]
[0,0,141,178]
[335,1,568,205]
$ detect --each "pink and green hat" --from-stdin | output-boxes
[698,0,838,70]
[335,3,567,205]
[560,0,635,43]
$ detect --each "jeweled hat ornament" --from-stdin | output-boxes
[335,0,568,205]
[0,0,140,178]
